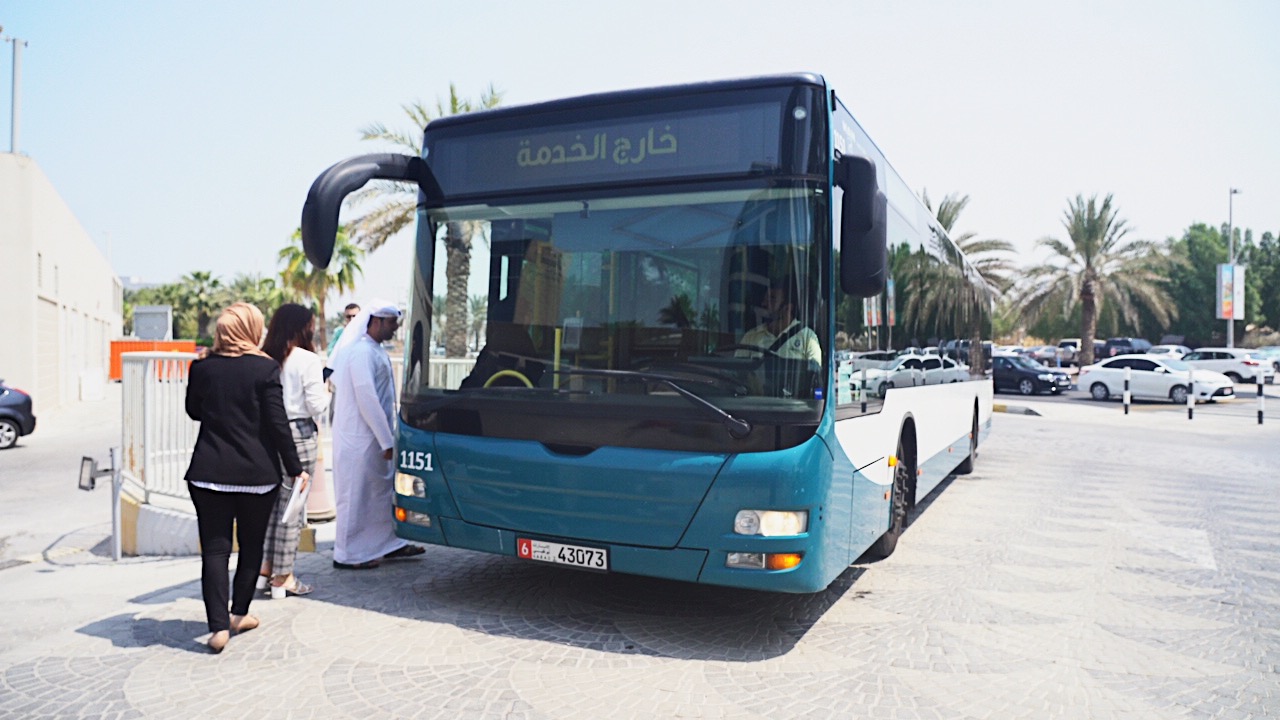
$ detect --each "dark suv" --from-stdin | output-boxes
[1103,337,1152,358]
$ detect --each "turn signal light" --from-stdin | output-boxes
[887,455,898,467]
[394,507,407,522]
[766,553,803,570]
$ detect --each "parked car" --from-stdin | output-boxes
[1147,344,1191,359]
[941,339,992,365]
[0,378,36,449]
[1057,338,1080,366]
[857,353,968,397]
[1249,345,1280,373]
[1028,345,1060,365]
[941,339,966,360]
[925,355,970,384]
[857,355,925,397]
[991,353,1072,395]
[1181,347,1277,384]
[1103,337,1153,357]
[1077,356,1235,404]
[846,350,897,372]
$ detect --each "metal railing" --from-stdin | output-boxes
[429,358,476,389]
[119,352,474,506]
[121,352,199,505]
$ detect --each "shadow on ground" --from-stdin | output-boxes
[69,471,979,663]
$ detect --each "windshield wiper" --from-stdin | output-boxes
[554,368,752,439]
[406,386,573,415]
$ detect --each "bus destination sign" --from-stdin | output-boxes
[428,102,783,196]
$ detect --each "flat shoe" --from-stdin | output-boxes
[333,559,380,570]
[207,630,230,653]
[230,614,259,634]
[383,544,425,560]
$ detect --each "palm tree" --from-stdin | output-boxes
[350,83,503,358]
[923,191,1016,291]
[468,294,488,351]
[1016,194,1181,367]
[897,191,1010,367]
[279,226,364,349]
[181,271,224,340]
[432,293,447,349]
[225,273,296,320]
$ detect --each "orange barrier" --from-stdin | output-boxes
[109,340,198,380]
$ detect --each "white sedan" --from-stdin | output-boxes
[1078,355,1235,404]
[1147,344,1191,359]
[854,355,924,397]
[1181,347,1277,384]
[854,354,966,397]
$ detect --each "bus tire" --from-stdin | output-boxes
[868,431,914,559]
[955,409,978,475]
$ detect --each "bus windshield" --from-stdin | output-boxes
[400,183,828,453]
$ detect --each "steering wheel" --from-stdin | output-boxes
[713,343,782,360]
[483,369,533,388]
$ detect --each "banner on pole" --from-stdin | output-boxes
[1216,264,1245,320]
[886,278,896,327]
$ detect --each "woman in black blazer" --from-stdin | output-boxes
[185,303,307,653]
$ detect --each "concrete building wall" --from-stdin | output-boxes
[0,154,122,413]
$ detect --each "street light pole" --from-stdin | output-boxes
[3,30,28,155]
[1227,187,1241,348]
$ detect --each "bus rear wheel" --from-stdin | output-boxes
[868,435,913,559]
[955,410,978,475]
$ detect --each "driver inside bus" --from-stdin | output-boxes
[736,281,822,398]
[737,281,822,364]
[460,323,545,389]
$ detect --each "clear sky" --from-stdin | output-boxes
[2,0,1277,310]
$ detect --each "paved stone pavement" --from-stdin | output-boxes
[1,397,1277,719]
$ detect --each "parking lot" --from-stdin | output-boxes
[998,374,1278,419]
[1,392,1278,718]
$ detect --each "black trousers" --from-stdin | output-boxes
[189,483,279,633]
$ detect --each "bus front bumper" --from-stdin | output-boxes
[394,511,828,594]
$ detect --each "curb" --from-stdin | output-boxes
[120,490,317,557]
[993,403,1041,416]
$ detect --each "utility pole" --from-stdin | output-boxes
[1227,188,1241,348]
[3,28,28,154]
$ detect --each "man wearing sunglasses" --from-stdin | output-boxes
[326,303,361,356]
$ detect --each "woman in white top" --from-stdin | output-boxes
[261,303,330,597]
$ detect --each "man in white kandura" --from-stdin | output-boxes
[328,301,425,569]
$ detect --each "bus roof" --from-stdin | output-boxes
[426,73,828,131]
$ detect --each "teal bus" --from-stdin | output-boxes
[301,74,993,593]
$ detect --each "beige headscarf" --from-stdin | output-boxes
[211,303,270,359]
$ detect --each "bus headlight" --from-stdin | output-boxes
[395,472,426,498]
[733,510,808,536]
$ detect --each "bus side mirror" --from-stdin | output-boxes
[836,155,887,298]
[300,153,439,268]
